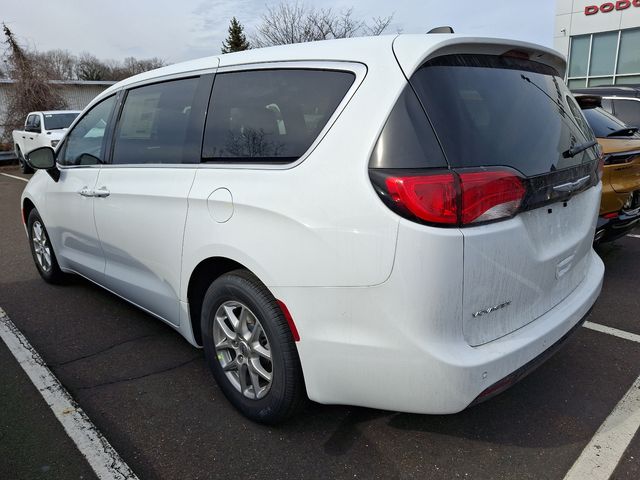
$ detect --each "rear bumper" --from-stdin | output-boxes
[276,249,604,414]
[595,207,640,243]
[468,308,590,407]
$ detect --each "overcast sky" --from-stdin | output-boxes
[1,0,555,64]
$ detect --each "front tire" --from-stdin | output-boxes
[27,209,66,284]
[201,270,305,424]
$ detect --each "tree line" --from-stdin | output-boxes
[0,46,165,82]
[0,2,392,143]
[1,1,392,81]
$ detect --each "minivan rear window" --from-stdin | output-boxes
[582,107,636,137]
[410,54,598,177]
[202,69,355,163]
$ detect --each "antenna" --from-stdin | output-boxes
[427,26,454,34]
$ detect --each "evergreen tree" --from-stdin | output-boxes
[221,17,250,53]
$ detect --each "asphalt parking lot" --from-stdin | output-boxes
[1,165,639,480]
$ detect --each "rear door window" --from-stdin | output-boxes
[112,78,200,164]
[410,54,598,177]
[202,69,355,163]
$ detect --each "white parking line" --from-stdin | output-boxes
[584,321,640,344]
[627,234,640,239]
[564,374,640,480]
[0,308,138,480]
[0,172,29,183]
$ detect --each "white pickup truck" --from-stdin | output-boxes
[13,110,80,173]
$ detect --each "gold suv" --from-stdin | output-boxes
[577,95,640,243]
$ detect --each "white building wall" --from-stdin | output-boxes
[555,1,640,57]
[0,82,113,141]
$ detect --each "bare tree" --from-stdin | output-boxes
[1,24,67,142]
[75,52,109,80]
[252,2,393,48]
[105,56,166,81]
[36,49,77,80]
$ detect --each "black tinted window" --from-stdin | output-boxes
[582,107,633,137]
[369,85,446,169]
[59,96,116,166]
[410,54,598,177]
[33,115,41,129]
[202,69,355,162]
[44,113,79,130]
[113,78,199,164]
[613,99,640,127]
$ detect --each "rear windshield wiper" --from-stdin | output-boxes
[563,139,598,158]
[606,127,639,137]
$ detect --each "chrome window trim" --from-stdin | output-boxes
[199,60,367,171]
[603,96,640,102]
[57,60,367,171]
[117,67,217,92]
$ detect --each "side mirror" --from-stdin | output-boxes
[26,147,60,182]
[26,147,56,169]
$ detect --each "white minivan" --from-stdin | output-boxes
[22,34,604,423]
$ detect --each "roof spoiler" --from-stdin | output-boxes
[427,26,454,34]
[574,94,602,109]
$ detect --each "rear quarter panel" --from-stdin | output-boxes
[180,56,408,297]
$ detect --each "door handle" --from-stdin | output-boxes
[78,187,94,197]
[93,186,110,198]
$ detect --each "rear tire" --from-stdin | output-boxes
[27,209,66,284]
[17,146,33,174]
[201,269,305,424]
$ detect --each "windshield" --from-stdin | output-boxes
[581,107,640,138]
[43,113,79,130]
[410,54,598,177]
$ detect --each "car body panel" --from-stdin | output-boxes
[42,167,105,280]
[93,167,197,326]
[270,228,603,413]
[461,186,600,346]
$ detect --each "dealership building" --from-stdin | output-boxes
[555,0,640,88]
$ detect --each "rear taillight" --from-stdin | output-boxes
[375,169,526,227]
[459,171,526,224]
[384,173,458,225]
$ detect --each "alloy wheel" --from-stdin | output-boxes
[32,221,52,272]
[212,300,273,400]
